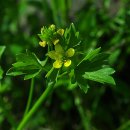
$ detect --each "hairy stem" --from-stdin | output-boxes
[16,82,54,130]
[24,78,34,117]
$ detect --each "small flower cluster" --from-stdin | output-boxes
[47,44,75,68]
[38,24,75,69]
[39,24,64,47]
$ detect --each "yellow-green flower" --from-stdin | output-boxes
[49,24,56,31]
[53,39,59,45]
[57,29,64,36]
[39,41,47,47]
[39,25,65,47]
[47,44,75,68]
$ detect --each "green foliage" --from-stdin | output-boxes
[0,46,6,79]
[1,0,130,130]
[75,47,115,93]
[7,51,42,80]
[0,46,6,59]
[83,68,115,85]
[7,24,115,94]
[0,67,4,80]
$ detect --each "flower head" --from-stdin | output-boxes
[47,44,75,68]
[38,25,64,47]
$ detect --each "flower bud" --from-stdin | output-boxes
[53,60,63,68]
[64,59,71,67]
[66,48,75,57]
[49,24,56,31]
[53,39,59,45]
[39,41,47,47]
[57,29,64,36]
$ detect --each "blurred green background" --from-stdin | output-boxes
[0,0,130,130]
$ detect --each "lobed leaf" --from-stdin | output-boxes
[77,47,101,66]
[16,51,42,68]
[82,68,115,85]
[84,47,101,61]
[24,69,42,80]
[75,51,115,93]
[6,51,43,80]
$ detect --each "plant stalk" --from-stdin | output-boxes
[16,82,54,130]
[74,93,90,130]
[24,78,34,117]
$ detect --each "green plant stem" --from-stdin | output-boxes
[45,67,54,78]
[24,78,34,117]
[50,0,60,26]
[74,94,90,130]
[16,82,54,130]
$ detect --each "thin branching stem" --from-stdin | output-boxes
[24,78,35,117]
[16,82,55,130]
